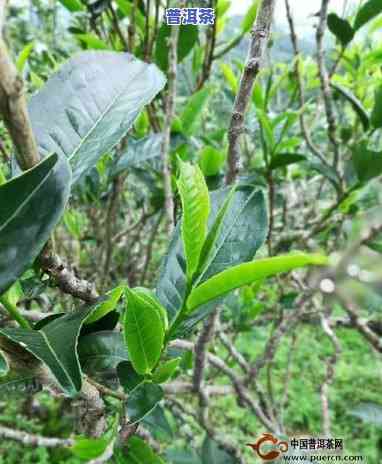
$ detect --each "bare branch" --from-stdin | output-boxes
[226,0,275,184]
[0,424,73,448]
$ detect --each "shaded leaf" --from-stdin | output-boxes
[187,253,328,311]
[27,51,166,184]
[126,383,164,424]
[0,350,8,376]
[153,357,181,384]
[327,13,354,47]
[117,361,144,392]
[123,436,165,463]
[155,24,198,71]
[111,134,163,177]
[331,83,369,131]
[269,153,307,170]
[177,161,210,281]
[201,436,237,464]
[143,405,173,438]
[0,306,96,396]
[371,85,382,129]
[123,288,165,375]
[352,142,382,182]
[78,330,129,375]
[0,153,71,295]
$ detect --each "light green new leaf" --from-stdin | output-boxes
[0,305,97,396]
[126,382,164,424]
[241,0,260,33]
[371,85,382,129]
[187,253,328,311]
[75,34,110,50]
[124,436,165,463]
[123,288,165,375]
[354,0,382,31]
[0,153,71,295]
[180,87,210,136]
[27,51,166,184]
[220,64,238,94]
[85,285,124,324]
[177,161,210,282]
[153,357,181,384]
[198,146,226,177]
[71,419,117,460]
[16,42,34,72]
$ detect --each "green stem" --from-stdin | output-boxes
[0,297,31,329]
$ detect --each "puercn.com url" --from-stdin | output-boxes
[282,455,365,462]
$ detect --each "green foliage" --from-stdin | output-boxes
[152,357,181,384]
[327,13,354,47]
[187,253,328,311]
[123,436,164,463]
[371,85,382,129]
[126,383,164,424]
[27,52,165,183]
[331,83,370,131]
[179,87,211,136]
[0,154,71,295]
[177,161,210,282]
[352,142,382,182]
[354,0,382,31]
[123,287,165,375]
[241,0,260,33]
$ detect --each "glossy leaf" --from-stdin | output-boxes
[269,153,307,170]
[27,51,166,183]
[117,361,144,393]
[124,436,165,463]
[112,134,163,177]
[0,153,71,295]
[327,13,354,47]
[153,357,181,384]
[187,253,328,311]
[123,288,165,375]
[0,305,96,396]
[85,285,124,325]
[371,85,382,129]
[331,83,369,131]
[78,331,129,375]
[155,24,198,71]
[354,0,382,31]
[352,142,382,182]
[126,382,164,424]
[177,161,210,281]
[180,87,210,136]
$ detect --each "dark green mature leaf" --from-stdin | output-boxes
[0,350,8,376]
[201,436,237,464]
[112,134,163,177]
[27,51,166,183]
[123,436,165,463]
[0,371,38,394]
[0,153,71,295]
[156,186,267,322]
[354,0,382,31]
[0,306,95,396]
[180,87,210,136]
[124,288,165,375]
[352,142,382,182]
[371,85,382,129]
[177,161,210,282]
[331,83,369,131]
[269,153,307,170]
[143,405,173,438]
[327,13,354,47]
[195,187,267,285]
[117,361,144,392]
[126,383,164,424]
[78,331,129,375]
[366,231,382,253]
[187,253,328,311]
[155,24,198,71]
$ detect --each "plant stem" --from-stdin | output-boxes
[0,297,31,329]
